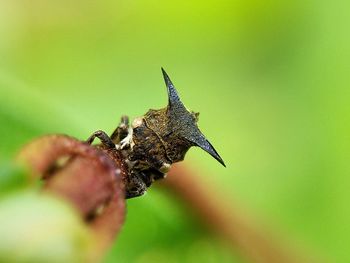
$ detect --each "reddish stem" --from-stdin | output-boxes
[163,164,324,263]
[17,135,126,257]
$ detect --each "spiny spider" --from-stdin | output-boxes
[87,68,225,198]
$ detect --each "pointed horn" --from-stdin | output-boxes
[161,67,183,106]
[186,132,226,167]
[161,68,225,167]
[199,138,226,167]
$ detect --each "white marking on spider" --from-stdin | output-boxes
[159,163,171,173]
[117,127,134,150]
[132,117,143,128]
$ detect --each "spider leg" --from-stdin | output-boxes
[125,171,148,199]
[111,115,130,144]
[86,130,115,149]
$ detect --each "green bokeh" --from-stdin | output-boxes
[0,0,349,262]
[0,190,93,263]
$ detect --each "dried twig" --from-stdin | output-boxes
[17,135,126,260]
[163,164,324,263]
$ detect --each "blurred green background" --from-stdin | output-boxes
[0,0,349,262]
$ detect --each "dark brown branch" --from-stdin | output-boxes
[16,135,126,259]
[162,164,325,263]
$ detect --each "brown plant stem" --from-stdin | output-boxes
[163,164,324,263]
[16,135,126,258]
